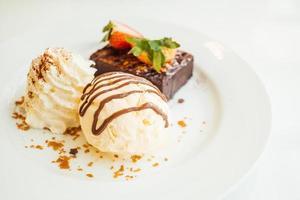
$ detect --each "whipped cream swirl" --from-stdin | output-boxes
[22,48,95,133]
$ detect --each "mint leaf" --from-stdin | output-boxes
[128,46,143,56]
[127,37,151,55]
[148,40,161,51]
[126,37,141,45]
[127,36,180,73]
[152,50,165,72]
[160,50,166,65]
[152,51,162,72]
[161,37,180,48]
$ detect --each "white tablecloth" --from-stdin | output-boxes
[1,0,299,199]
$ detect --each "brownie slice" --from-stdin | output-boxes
[90,45,193,100]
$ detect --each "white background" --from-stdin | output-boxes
[1,0,299,199]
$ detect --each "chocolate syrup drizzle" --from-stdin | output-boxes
[79,72,168,136]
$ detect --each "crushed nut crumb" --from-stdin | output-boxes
[113,165,124,178]
[130,155,142,163]
[152,163,159,167]
[177,120,187,128]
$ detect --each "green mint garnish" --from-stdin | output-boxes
[126,37,180,72]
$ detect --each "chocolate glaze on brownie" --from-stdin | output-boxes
[90,45,193,99]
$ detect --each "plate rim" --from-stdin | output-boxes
[0,18,271,200]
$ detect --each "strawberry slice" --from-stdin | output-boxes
[102,21,143,49]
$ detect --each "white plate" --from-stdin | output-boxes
[0,19,271,200]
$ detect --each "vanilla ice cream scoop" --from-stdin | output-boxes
[79,72,170,155]
[22,48,95,133]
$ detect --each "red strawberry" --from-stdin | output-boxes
[102,21,143,49]
[109,31,133,49]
